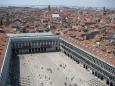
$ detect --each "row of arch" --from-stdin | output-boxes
[13,47,59,54]
[12,40,60,54]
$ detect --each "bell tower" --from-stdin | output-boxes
[48,5,51,14]
[103,6,107,15]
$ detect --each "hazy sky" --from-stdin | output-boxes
[0,0,115,8]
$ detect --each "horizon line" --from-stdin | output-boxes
[0,4,115,9]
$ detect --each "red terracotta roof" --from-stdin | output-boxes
[0,33,8,72]
[63,35,115,67]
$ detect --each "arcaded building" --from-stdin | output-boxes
[0,32,115,86]
[8,32,60,54]
[0,32,60,86]
[60,38,115,86]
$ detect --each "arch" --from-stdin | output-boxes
[106,80,109,85]
[110,82,113,86]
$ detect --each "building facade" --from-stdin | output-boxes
[60,38,115,86]
[10,34,60,54]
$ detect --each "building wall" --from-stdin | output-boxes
[60,38,115,86]
[11,37,60,54]
[0,40,12,86]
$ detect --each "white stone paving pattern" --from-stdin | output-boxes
[18,52,107,86]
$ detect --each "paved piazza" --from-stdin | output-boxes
[18,52,107,86]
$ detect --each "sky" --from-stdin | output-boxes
[0,0,115,8]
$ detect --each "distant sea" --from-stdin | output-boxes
[0,5,114,10]
[0,5,65,8]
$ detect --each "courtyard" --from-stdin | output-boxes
[10,52,107,86]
